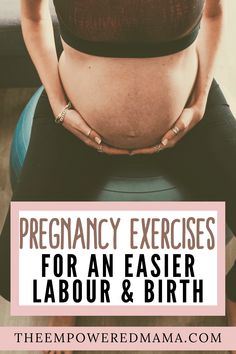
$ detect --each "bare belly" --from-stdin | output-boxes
[59,40,198,149]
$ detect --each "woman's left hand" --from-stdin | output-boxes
[130,105,205,155]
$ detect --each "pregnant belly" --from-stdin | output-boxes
[59,44,198,149]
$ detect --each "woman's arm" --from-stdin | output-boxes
[131,0,225,155]
[21,0,129,155]
[191,0,225,110]
[158,0,225,150]
[21,0,67,117]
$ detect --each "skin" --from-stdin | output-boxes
[20,1,236,354]
[58,43,198,149]
[20,0,225,154]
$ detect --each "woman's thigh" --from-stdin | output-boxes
[160,80,236,234]
[157,80,236,301]
[13,90,113,202]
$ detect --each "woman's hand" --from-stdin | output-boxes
[63,109,130,155]
[130,0,225,156]
[130,105,205,155]
[156,105,205,151]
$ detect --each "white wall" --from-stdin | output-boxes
[215,0,236,113]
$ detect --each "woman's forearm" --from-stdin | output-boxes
[193,0,225,110]
[21,0,67,117]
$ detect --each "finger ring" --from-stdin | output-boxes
[97,144,103,153]
[154,144,162,153]
[172,126,180,135]
[87,129,92,137]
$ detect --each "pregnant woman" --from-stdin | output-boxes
[0,0,236,353]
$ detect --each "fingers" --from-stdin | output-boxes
[87,128,102,145]
[160,122,185,148]
[130,109,195,155]
[101,145,130,155]
[45,351,72,354]
[160,127,184,149]
[159,108,195,150]
[130,144,163,156]
[63,110,102,145]
[67,125,130,155]
[75,117,102,144]
[130,108,196,156]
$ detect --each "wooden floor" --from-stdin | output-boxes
[1,1,236,351]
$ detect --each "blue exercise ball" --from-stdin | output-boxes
[10,87,189,201]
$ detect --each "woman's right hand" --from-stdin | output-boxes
[62,109,130,155]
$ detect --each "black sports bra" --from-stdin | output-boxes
[53,0,205,58]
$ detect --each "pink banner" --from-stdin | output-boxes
[11,201,225,317]
[0,326,235,351]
